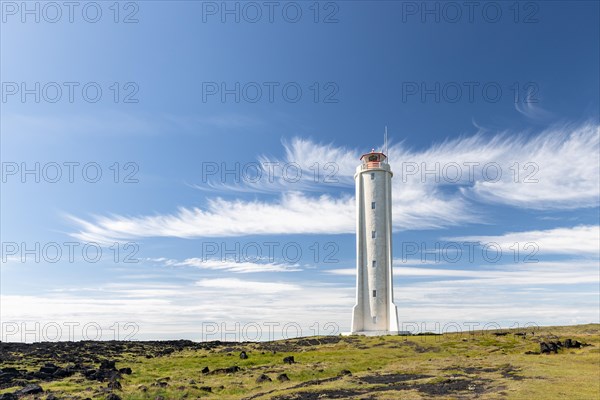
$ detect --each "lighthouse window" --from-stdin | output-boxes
[371,202,376,209]
[372,260,376,268]
[370,173,375,180]
[372,290,377,297]
[372,230,376,238]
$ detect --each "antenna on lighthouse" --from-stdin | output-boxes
[384,126,388,156]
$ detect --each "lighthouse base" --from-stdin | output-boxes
[349,303,401,336]
[342,330,408,336]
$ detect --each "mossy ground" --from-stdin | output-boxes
[1,324,598,399]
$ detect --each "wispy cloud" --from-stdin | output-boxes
[460,123,599,209]
[67,123,599,241]
[0,279,354,341]
[68,192,355,243]
[514,97,554,122]
[194,278,301,293]
[447,225,600,256]
[326,259,599,285]
[149,257,302,273]
[4,258,597,341]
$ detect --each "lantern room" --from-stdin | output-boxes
[359,149,388,169]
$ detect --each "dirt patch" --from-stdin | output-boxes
[498,365,524,380]
[402,340,440,353]
[272,376,492,399]
[442,364,525,381]
[272,388,371,399]
[358,373,432,384]
[414,377,491,396]
[257,336,349,353]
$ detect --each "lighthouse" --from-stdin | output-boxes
[350,149,400,335]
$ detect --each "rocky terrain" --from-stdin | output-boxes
[0,324,598,399]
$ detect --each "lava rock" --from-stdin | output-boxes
[118,367,132,375]
[256,374,272,383]
[283,356,295,364]
[201,366,210,374]
[200,386,212,392]
[239,351,248,359]
[540,342,550,354]
[563,338,582,348]
[277,373,290,382]
[99,360,116,370]
[15,384,44,395]
[0,368,20,377]
[540,342,559,354]
[108,380,122,390]
[339,369,352,376]
[39,363,59,374]
[211,366,240,374]
[106,394,121,400]
[53,367,74,378]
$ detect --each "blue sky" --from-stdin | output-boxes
[1,1,599,341]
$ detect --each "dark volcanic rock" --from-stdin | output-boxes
[200,386,212,392]
[0,394,17,400]
[0,368,19,376]
[39,363,59,374]
[105,394,121,400]
[108,380,122,390]
[239,351,248,359]
[277,373,290,382]
[15,383,44,395]
[201,366,210,374]
[540,342,559,354]
[86,368,121,382]
[53,367,74,378]
[563,338,583,348]
[99,360,116,370]
[211,366,240,374]
[339,369,352,376]
[283,356,295,364]
[0,340,233,392]
[256,374,272,383]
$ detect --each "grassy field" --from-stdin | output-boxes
[1,323,598,399]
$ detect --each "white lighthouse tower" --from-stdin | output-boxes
[350,148,400,335]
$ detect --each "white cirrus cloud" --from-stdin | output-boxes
[67,123,599,241]
[68,192,355,243]
[148,257,302,273]
[325,260,599,286]
[194,278,301,294]
[447,225,600,256]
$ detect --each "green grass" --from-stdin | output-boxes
[2,323,599,399]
